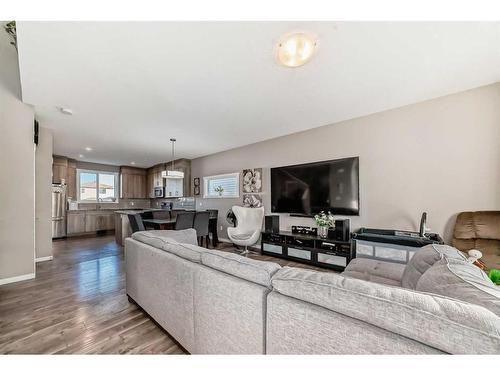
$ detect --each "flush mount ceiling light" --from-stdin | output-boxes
[59,107,73,115]
[277,33,318,68]
[85,147,92,151]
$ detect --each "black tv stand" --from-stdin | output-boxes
[289,213,313,218]
[260,230,354,271]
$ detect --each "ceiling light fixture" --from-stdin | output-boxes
[130,162,136,165]
[78,154,84,158]
[277,33,318,68]
[59,107,73,115]
[163,138,184,179]
[85,147,92,151]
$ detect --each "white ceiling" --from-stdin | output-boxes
[17,22,500,167]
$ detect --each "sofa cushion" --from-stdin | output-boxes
[452,237,476,252]
[473,211,500,240]
[131,229,205,262]
[474,239,500,269]
[401,244,467,289]
[163,243,207,263]
[271,266,500,354]
[454,211,500,241]
[342,258,405,287]
[453,212,476,239]
[201,250,281,287]
[416,258,500,316]
[453,238,500,270]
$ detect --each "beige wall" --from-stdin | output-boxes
[0,25,36,283]
[191,83,500,243]
[35,127,53,260]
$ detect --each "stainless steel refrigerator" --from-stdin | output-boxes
[52,183,67,238]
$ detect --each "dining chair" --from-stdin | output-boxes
[206,209,219,247]
[175,211,195,230]
[206,209,218,219]
[140,211,155,230]
[128,213,146,233]
[170,209,183,221]
[152,210,170,220]
[193,211,210,248]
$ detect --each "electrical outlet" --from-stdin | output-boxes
[220,225,223,231]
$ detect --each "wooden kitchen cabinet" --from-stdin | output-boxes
[52,156,68,184]
[84,212,99,232]
[67,211,114,236]
[146,170,155,198]
[146,164,165,198]
[100,212,115,230]
[85,212,115,232]
[67,212,86,235]
[66,159,77,199]
[146,159,191,198]
[120,166,147,198]
[155,170,163,187]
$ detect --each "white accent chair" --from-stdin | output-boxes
[227,206,265,255]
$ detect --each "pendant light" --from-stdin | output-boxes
[165,138,184,179]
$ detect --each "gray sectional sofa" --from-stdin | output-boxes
[125,229,500,354]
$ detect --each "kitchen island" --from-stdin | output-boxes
[114,209,219,246]
[114,209,163,246]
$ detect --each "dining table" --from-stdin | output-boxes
[142,213,219,247]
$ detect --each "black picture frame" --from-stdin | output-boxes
[194,177,200,187]
[194,186,200,196]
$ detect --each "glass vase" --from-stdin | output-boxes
[318,226,329,238]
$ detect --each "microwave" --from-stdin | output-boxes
[154,187,164,198]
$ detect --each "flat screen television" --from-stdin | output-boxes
[271,157,359,216]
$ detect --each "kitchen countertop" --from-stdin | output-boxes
[68,208,154,213]
[115,209,164,215]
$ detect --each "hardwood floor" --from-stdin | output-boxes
[0,234,328,354]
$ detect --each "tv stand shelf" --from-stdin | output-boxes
[260,230,354,271]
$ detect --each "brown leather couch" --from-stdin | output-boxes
[452,211,500,270]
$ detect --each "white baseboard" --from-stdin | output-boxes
[0,273,35,286]
[35,256,53,263]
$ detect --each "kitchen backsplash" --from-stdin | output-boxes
[150,197,196,210]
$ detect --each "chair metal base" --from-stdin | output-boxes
[239,245,258,256]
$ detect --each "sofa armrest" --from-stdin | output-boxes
[271,267,500,354]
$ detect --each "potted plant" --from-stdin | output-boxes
[214,185,224,197]
[489,269,500,285]
[314,211,334,238]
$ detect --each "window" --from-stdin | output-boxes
[77,169,119,203]
[203,173,239,198]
